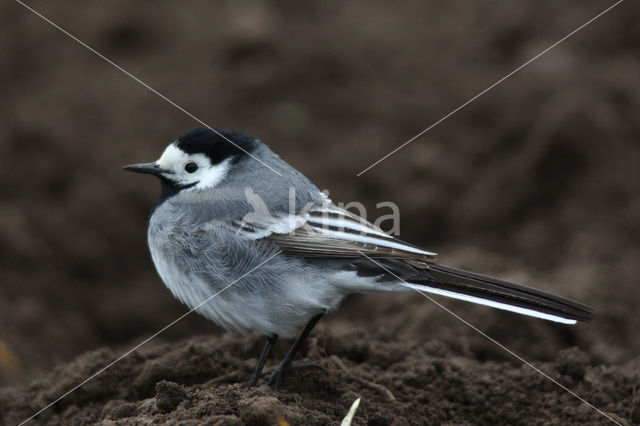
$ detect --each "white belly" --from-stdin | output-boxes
[148,235,349,337]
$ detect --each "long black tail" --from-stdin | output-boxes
[404,263,595,324]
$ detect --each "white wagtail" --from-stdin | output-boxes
[124,126,595,389]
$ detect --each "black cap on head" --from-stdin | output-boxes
[176,127,259,165]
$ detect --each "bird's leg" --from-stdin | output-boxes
[268,313,324,390]
[248,334,278,388]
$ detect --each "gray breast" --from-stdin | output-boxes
[146,199,344,337]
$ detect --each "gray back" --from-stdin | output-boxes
[162,143,325,226]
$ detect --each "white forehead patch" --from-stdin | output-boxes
[155,143,232,189]
[156,144,194,169]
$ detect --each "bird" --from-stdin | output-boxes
[124,126,595,390]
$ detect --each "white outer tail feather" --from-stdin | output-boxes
[402,283,577,325]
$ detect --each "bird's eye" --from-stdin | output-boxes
[184,162,198,173]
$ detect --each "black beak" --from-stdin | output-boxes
[123,162,168,176]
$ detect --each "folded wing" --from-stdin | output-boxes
[230,202,595,324]
[234,203,437,260]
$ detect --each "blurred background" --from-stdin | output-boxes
[1,0,639,387]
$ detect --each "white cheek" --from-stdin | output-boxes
[195,158,232,189]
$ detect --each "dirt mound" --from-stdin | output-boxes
[2,333,637,425]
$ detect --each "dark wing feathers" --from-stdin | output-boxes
[234,202,595,323]
[268,224,434,260]
[355,258,595,323]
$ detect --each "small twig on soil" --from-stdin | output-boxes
[353,377,395,402]
[328,355,396,402]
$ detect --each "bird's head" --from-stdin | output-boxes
[124,126,259,191]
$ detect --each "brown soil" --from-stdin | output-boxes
[1,333,638,425]
[2,0,640,424]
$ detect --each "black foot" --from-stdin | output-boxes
[266,363,329,390]
[248,334,278,388]
[266,313,325,390]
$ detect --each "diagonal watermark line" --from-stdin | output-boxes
[14,0,282,177]
[18,250,283,426]
[355,251,621,425]
[357,0,624,176]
